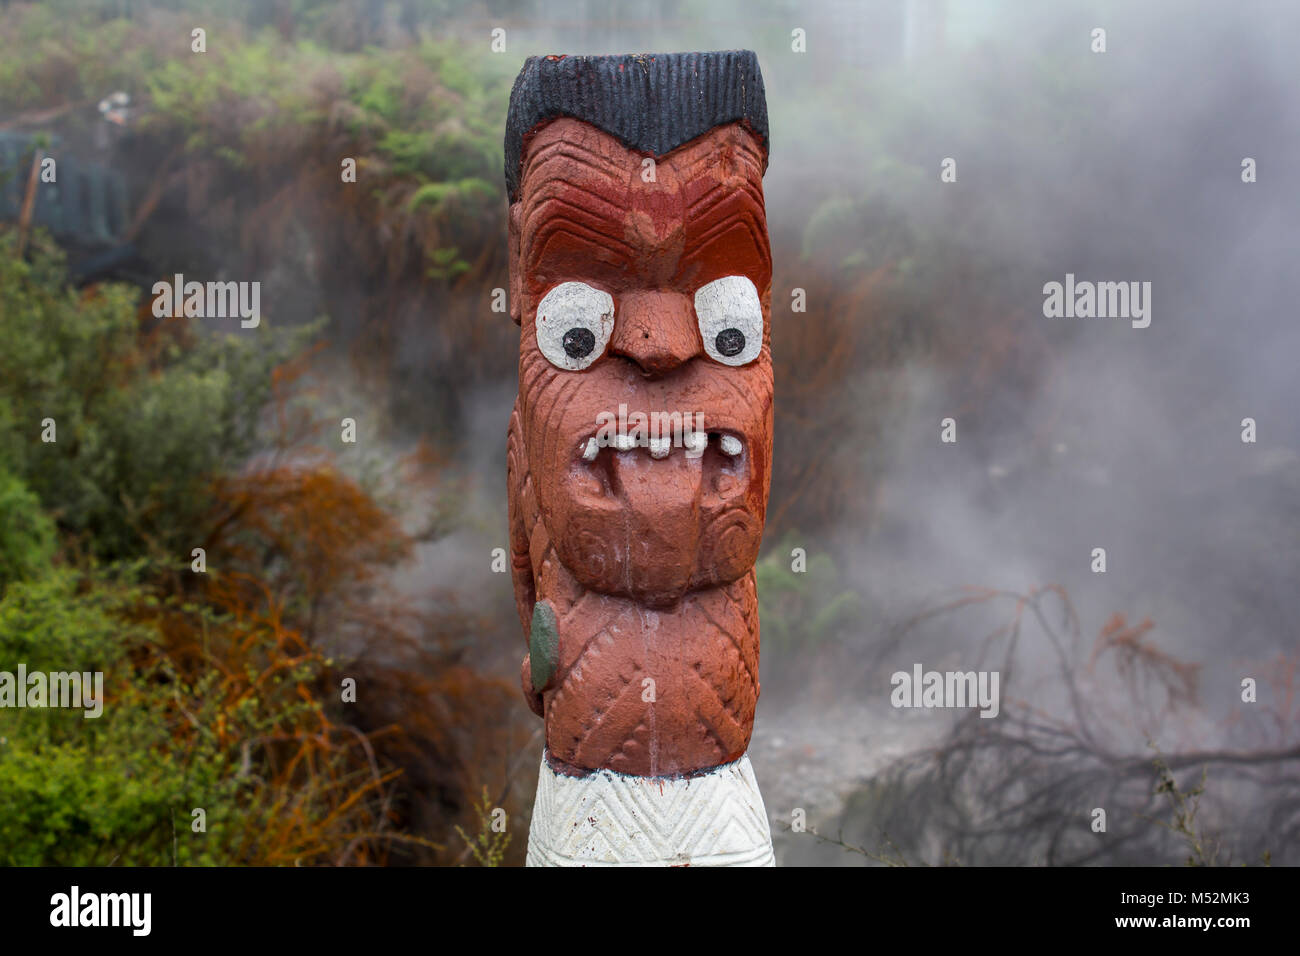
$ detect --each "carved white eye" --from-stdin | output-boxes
[694,275,763,367]
[535,282,614,371]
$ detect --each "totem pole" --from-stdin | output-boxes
[503,51,775,866]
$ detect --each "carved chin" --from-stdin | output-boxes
[541,432,765,606]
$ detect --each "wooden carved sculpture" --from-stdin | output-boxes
[504,51,775,866]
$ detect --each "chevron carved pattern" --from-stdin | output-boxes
[525,754,775,867]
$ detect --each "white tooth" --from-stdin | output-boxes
[649,437,670,459]
[581,437,599,462]
[613,433,637,452]
[720,434,742,456]
[684,431,707,456]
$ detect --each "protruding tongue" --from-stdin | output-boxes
[602,446,707,599]
[608,446,704,518]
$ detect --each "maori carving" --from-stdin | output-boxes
[503,51,775,865]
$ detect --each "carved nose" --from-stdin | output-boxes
[609,291,700,376]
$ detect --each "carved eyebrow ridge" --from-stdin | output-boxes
[526,209,639,266]
[682,214,772,279]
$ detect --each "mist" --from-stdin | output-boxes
[431,0,1300,863]
[7,0,1294,865]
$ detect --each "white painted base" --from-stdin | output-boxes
[525,752,775,867]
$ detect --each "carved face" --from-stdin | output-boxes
[510,118,773,608]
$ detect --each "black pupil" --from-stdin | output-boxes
[562,327,596,359]
[715,328,746,357]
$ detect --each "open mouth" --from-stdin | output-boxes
[572,429,747,505]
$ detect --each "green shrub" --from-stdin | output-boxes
[0,466,55,591]
[0,228,311,562]
[756,533,864,661]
